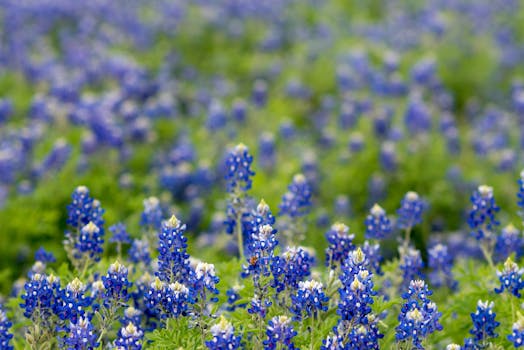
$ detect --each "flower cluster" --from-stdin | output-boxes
[114,322,144,350]
[495,224,522,261]
[494,258,524,297]
[225,143,255,192]
[397,192,426,230]
[140,197,163,230]
[272,246,314,292]
[396,280,442,348]
[206,317,242,350]
[325,223,355,268]
[508,316,524,348]
[468,185,500,241]
[195,262,220,303]
[337,249,376,324]
[102,261,132,304]
[0,308,13,350]
[63,316,99,349]
[464,300,500,347]
[365,204,392,240]
[157,215,193,285]
[264,315,297,350]
[428,244,457,290]
[145,278,192,320]
[66,186,105,231]
[399,248,424,290]
[56,278,92,324]
[290,280,329,320]
[279,174,312,219]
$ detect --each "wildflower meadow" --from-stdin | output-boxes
[2,1,524,349]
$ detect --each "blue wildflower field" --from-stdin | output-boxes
[2,1,524,349]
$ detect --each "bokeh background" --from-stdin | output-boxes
[1,0,524,294]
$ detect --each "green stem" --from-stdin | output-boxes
[402,226,412,253]
[310,315,316,350]
[480,242,494,271]
[236,207,244,259]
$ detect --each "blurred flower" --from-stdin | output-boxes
[365,204,392,240]
[397,191,426,230]
[325,223,355,268]
[468,185,500,242]
[279,174,312,219]
[428,244,457,290]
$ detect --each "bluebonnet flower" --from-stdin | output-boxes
[495,224,522,261]
[468,185,500,242]
[325,223,355,268]
[206,100,227,131]
[428,244,457,290]
[56,278,92,324]
[156,215,193,285]
[34,247,56,264]
[226,285,246,311]
[248,294,272,319]
[264,315,297,350]
[75,221,104,262]
[66,186,105,231]
[20,274,55,320]
[238,199,276,257]
[140,197,163,230]
[465,300,499,347]
[272,246,314,292]
[338,268,375,323]
[114,322,143,350]
[102,261,132,304]
[242,224,278,279]
[206,317,242,350]
[109,223,131,244]
[321,333,344,349]
[404,98,432,136]
[518,170,524,210]
[339,248,369,288]
[397,191,426,230]
[33,139,71,179]
[231,98,247,123]
[362,241,383,276]
[290,280,328,320]
[365,204,392,240]
[379,142,397,171]
[252,79,268,108]
[258,133,276,171]
[494,258,524,297]
[508,316,524,348]
[345,315,383,350]
[0,308,13,350]
[122,307,142,327]
[145,278,191,319]
[396,280,442,349]
[279,174,312,219]
[399,248,424,290]
[128,239,151,265]
[225,143,255,192]
[194,262,219,303]
[63,316,99,350]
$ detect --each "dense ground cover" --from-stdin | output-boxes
[2,0,524,349]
